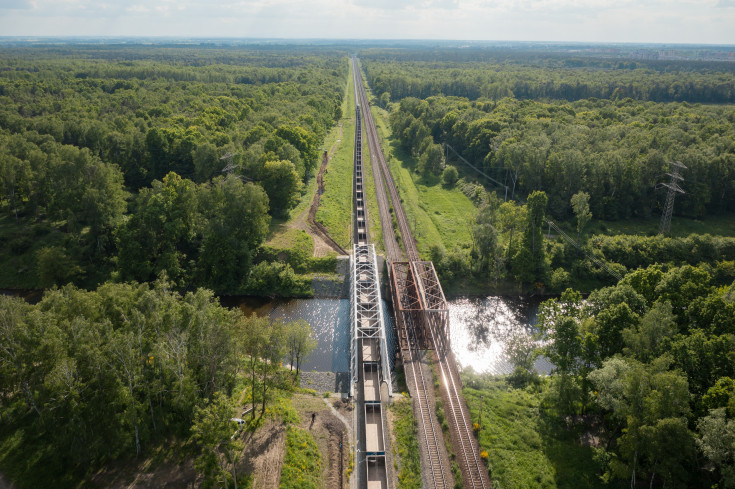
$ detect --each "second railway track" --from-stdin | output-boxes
[352,56,492,489]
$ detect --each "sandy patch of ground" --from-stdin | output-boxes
[88,451,199,489]
[242,419,286,489]
[291,393,351,489]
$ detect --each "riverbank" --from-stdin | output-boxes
[462,372,605,489]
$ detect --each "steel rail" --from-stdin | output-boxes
[352,58,418,263]
[350,59,392,489]
[355,57,491,489]
[430,334,490,489]
[400,309,449,489]
[353,57,450,489]
[352,58,402,263]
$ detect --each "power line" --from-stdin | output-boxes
[657,161,686,235]
[444,143,509,200]
[546,219,623,282]
[443,143,621,282]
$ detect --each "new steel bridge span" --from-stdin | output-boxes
[351,56,492,489]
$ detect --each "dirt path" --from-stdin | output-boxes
[243,419,286,489]
[306,125,348,256]
[285,123,347,257]
[287,201,339,257]
[291,394,351,489]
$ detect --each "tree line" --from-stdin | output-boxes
[0,46,348,292]
[531,262,735,488]
[362,52,735,104]
[389,95,735,221]
[0,281,315,486]
[425,182,735,291]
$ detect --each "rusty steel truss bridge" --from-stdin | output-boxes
[350,56,492,489]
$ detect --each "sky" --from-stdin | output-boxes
[0,0,734,45]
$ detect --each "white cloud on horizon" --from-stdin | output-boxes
[0,0,733,44]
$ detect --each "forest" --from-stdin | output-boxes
[502,262,735,489]
[362,48,735,104]
[2,41,735,489]
[355,49,735,292]
[357,46,735,488]
[0,45,346,293]
[0,281,317,487]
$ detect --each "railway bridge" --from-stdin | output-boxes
[349,56,492,489]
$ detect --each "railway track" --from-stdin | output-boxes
[352,56,492,489]
[431,339,490,489]
[352,58,416,264]
[401,306,450,489]
[353,57,450,489]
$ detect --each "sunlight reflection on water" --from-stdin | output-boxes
[448,297,553,375]
[269,299,351,372]
[235,298,395,373]
[233,295,552,375]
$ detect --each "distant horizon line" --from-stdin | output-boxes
[0,36,734,48]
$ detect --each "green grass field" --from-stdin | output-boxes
[367,98,476,258]
[586,213,735,238]
[389,396,421,489]
[462,374,606,489]
[316,59,355,250]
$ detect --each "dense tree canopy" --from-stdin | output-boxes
[0,45,347,292]
[362,50,735,104]
[389,95,735,221]
[535,263,735,488]
[0,281,317,485]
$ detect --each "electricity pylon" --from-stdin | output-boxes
[657,161,686,235]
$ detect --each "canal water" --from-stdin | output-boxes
[230,295,549,375]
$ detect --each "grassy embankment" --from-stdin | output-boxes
[279,424,322,489]
[462,373,606,489]
[315,58,356,250]
[389,396,422,489]
[363,86,475,259]
[362,77,517,295]
[315,58,383,253]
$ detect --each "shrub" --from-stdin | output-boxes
[279,426,321,489]
[549,267,570,291]
[442,165,459,186]
[36,246,83,287]
[247,261,311,297]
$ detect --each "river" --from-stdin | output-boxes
[229,295,550,375]
[448,296,553,375]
